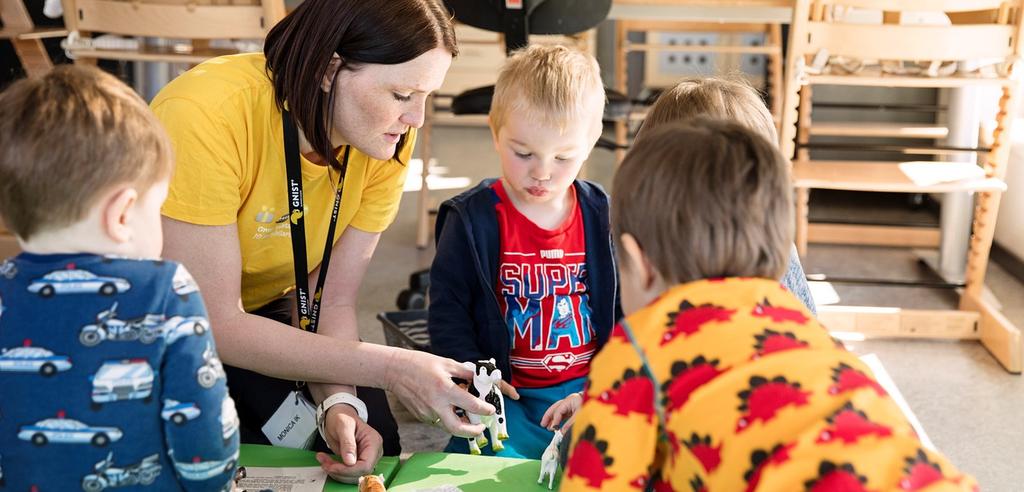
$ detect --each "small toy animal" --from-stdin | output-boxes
[462,358,508,454]
[537,429,563,489]
[358,474,386,492]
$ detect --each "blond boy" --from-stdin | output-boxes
[0,66,238,491]
[427,45,620,459]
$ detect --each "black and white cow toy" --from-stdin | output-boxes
[462,358,508,454]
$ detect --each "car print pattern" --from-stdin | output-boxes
[0,253,238,490]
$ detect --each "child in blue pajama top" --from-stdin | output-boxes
[0,66,238,491]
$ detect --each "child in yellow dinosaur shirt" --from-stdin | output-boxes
[559,117,976,492]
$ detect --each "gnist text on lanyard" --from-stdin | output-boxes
[282,110,349,335]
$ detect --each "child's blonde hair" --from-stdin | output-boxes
[489,44,605,135]
[0,65,173,241]
[639,76,777,144]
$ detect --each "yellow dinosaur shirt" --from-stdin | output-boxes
[562,278,976,492]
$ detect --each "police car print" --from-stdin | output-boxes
[90,359,155,408]
[221,396,239,443]
[17,412,123,447]
[27,268,131,297]
[162,315,209,345]
[170,449,238,481]
[0,342,72,376]
[161,399,201,425]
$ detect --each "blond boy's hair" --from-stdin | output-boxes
[640,76,777,144]
[0,65,173,241]
[489,44,605,134]
[613,118,792,283]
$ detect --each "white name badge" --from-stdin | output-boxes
[261,391,317,449]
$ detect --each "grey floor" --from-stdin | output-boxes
[354,126,1024,490]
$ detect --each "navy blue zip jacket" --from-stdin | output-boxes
[428,179,621,381]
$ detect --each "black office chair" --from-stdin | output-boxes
[443,0,631,131]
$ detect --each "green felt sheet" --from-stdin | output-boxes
[238,444,401,491]
[387,452,559,492]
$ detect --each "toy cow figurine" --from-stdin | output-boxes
[537,429,563,489]
[462,358,508,454]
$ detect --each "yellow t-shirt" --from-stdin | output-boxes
[152,53,413,312]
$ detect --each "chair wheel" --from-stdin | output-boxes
[397,289,427,310]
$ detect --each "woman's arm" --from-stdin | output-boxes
[161,217,493,435]
[305,226,381,481]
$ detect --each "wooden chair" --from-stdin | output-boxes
[60,0,285,64]
[612,0,791,163]
[1,0,65,76]
[779,0,1024,372]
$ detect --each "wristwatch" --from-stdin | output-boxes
[316,392,369,442]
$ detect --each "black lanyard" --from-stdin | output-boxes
[282,110,348,334]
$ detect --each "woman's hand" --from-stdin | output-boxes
[316,404,383,484]
[384,349,494,437]
[540,391,583,431]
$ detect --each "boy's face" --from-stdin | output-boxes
[129,178,169,258]
[492,102,601,208]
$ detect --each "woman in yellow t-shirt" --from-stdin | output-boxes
[153,0,493,483]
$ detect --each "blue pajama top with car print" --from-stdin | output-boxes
[0,253,238,491]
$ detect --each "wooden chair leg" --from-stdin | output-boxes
[778,0,810,159]
[415,95,434,250]
[960,84,1022,372]
[767,23,784,133]
[795,187,810,257]
[1,0,54,76]
[614,20,628,165]
[796,84,812,162]
[963,84,1017,300]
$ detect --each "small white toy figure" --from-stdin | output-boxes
[462,358,508,454]
[537,429,563,490]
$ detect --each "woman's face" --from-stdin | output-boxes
[327,47,452,161]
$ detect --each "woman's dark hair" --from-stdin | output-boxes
[264,0,457,168]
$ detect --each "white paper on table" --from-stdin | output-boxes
[235,466,328,492]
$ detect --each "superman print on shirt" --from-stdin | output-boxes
[492,180,597,388]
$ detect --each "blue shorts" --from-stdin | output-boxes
[444,376,585,459]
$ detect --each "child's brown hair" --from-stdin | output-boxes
[489,44,605,135]
[613,118,792,283]
[639,76,777,144]
[0,65,173,240]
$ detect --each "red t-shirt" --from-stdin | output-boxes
[492,180,598,388]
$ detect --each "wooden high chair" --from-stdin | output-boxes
[60,0,285,64]
[779,0,1024,372]
[1,0,65,76]
[611,0,792,164]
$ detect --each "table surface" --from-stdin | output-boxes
[238,446,553,492]
[238,444,400,492]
